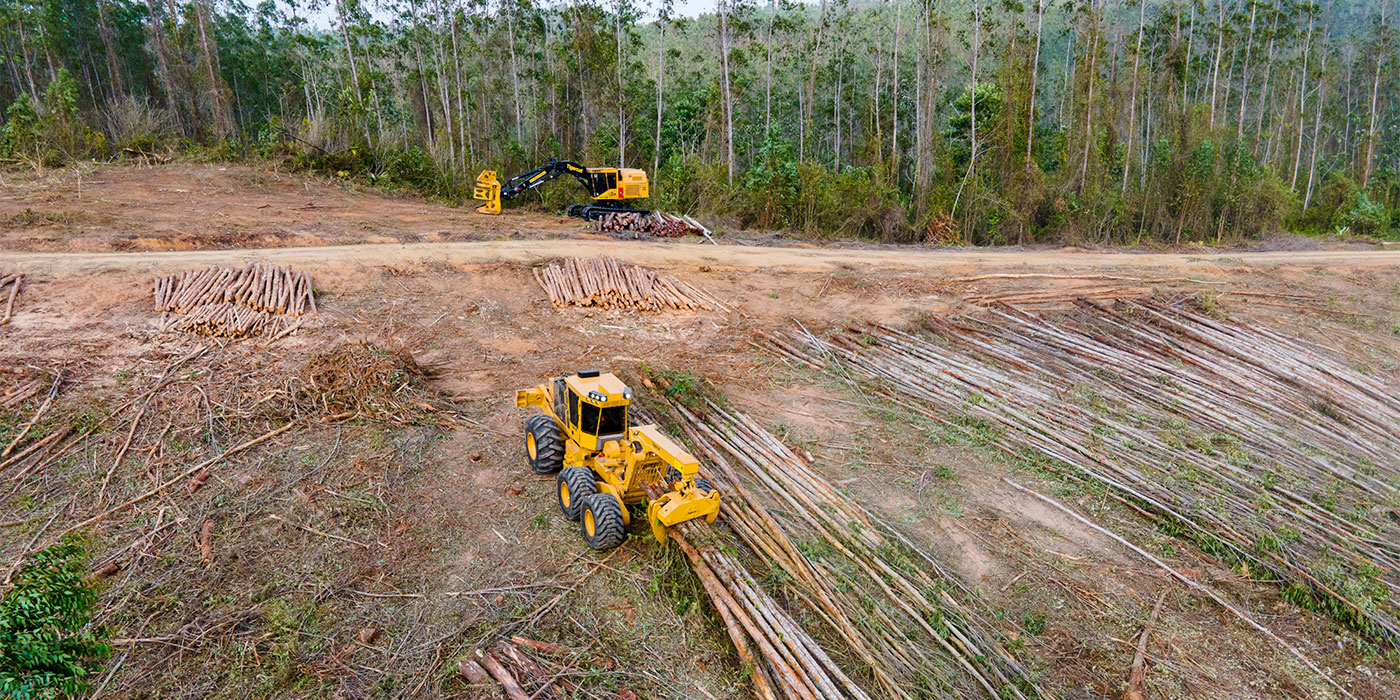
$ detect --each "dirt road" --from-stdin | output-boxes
[9,238,1400,278]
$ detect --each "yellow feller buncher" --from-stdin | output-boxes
[516,370,720,549]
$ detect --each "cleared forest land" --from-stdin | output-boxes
[3,163,1400,699]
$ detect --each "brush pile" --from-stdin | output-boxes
[533,256,727,312]
[154,263,316,339]
[655,394,1043,700]
[592,211,703,238]
[0,272,23,325]
[772,298,1400,648]
[293,342,443,424]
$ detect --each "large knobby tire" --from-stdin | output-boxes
[580,493,627,550]
[557,467,597,521]
[666,466,714,495]
[525,415,564,474]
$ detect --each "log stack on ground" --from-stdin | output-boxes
[0,272,23,325]
[533,256,728,312]
[650,395,1044,700]
[153,263,316,339]
[773,297,1400,652]
[592,211,703,238]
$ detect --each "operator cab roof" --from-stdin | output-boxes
[565,371,630,406]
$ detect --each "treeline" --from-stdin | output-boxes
[0,0,1397,244]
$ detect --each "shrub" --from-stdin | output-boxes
[0,536,109,699]
[1334,190,1392,238]
[0,95,41,162]
[102,95,174,152]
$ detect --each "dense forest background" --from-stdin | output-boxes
[0,0,1396,244]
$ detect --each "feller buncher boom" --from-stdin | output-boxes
[515,370,720,549]
[474,159,651,222]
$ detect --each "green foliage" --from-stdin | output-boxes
[1334,190,1392,238]
[0,536,110,699]
[0,96,40,162]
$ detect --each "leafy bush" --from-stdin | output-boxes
[1334,190,1392,237]
[0,95,41,162]
[0,536,109,699]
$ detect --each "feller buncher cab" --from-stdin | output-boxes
[516,370,720,550]
[474,159,650,221]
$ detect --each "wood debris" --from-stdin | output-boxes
[0,272,23,325]
[153,263,316,339]
[466,639,571,700]
[777,298,1400,649]
[533,256,728,312]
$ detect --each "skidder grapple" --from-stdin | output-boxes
[516,370,720,549]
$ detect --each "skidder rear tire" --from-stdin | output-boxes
[557,467,597,521]
[580,494,626,550]
[525,415,564,474]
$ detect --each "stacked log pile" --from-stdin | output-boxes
[0,272,23,325]
[653,396,1043,700]
[153,263,316,339]
[592,211,703,238]
[533,256,728,312]
[771,298,1400,649]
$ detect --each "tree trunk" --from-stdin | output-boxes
[95,0,125,100]
[891,1,902,172]
[803,0,830,162]
[1361,6,1386,187]
[1209,0,1224,130]
[506,3,523,145]
[1122,0,1145,194]
[1026,0,1043,169]
[1304,46,1327,210]
[1291,14,1313,190]
[655,10,666,179]
[1236,0,1257,142]
[718,0,735,183]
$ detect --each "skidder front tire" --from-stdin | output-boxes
[557,467,597,521]
[580,493,626,550]
[525,415,564,474]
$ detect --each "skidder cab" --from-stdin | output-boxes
[515,370,720,549]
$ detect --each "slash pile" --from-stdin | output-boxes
[153,263,316,339]
[592,211,704,237]
[0,272,23,325]
[533,256,727,312]
[770,298,1400,648]
[655,395,1042,700]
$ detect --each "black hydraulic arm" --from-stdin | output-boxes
[501,159,596,200]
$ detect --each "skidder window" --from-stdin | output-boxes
[579,402,626,435]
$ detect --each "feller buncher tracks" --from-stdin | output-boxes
[532,255,728,312]
[153,263,317,339]
[515,370,720,550]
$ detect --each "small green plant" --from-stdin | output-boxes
[1021,611,1047,636]
[0,536,110,699]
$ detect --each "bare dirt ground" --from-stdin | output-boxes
[2,163,1399,700]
